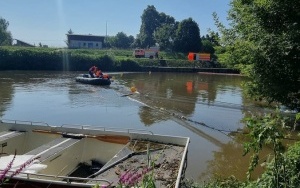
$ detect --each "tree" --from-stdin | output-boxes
[67,29,73,34]
[215,0,300,110]
[205,30,220,46]
[108,32,134,49]
[159,12,175,26]
[200,32,221,54]
[153,23,177,51]
[201,39,215,54]
[153,13,177,51]
[137,5,182,50]
[138,5,161,48]
[65,28,74,47]
[0,17,13,46]
[128,35,135,48]
[173,18,201,53]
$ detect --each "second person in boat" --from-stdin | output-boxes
[95,68,103,78]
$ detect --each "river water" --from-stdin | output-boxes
[0,71,267,183]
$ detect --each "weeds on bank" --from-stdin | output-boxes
[191,111,300,188]
[117,166,155,188]
[116,142,157,188]
[94,167,156,188]
[94,142,159,188]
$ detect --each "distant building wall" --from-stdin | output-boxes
[69,40,102,49]
[67,34,104,49]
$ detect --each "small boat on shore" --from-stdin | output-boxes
[75,74,111,86]
[0,119,189,188]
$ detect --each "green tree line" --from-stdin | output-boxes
[68,5,218,54]
[1,5,219,56]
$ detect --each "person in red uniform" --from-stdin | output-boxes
[95,68,103,78]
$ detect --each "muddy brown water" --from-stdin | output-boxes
[0,71,269,183]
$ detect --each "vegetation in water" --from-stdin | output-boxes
[182,111,300,188]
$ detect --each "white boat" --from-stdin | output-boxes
[75,74,111,86]
[0,119,189,188]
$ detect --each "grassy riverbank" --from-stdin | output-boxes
[0,46,220,72]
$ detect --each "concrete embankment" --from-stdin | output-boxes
[142,66,240,74]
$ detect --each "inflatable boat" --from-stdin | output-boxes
[75,74,111,86]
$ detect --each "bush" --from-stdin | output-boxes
[118,59,141,71]
[254,141,300,188]
[0,46,217,71]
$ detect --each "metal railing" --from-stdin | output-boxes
[2,170,112,185]
[0,119,153,135]
[0,119,49,126]
[60,124,154,135]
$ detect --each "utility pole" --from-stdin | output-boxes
[105,21,108,50]
[106,21,107,38]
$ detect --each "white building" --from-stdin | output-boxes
[66,34,105,49]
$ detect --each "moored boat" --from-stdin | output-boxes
[75,74,111,86]
[0,119,189,188]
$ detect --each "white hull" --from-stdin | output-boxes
[0,119,189,188]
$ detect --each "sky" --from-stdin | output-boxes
[0,0,231,47]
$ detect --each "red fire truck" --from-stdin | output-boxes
[133,47,159,59]
[187,52,211,61]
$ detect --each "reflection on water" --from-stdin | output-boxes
[0,71,268,183]
[0,77,14,117]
